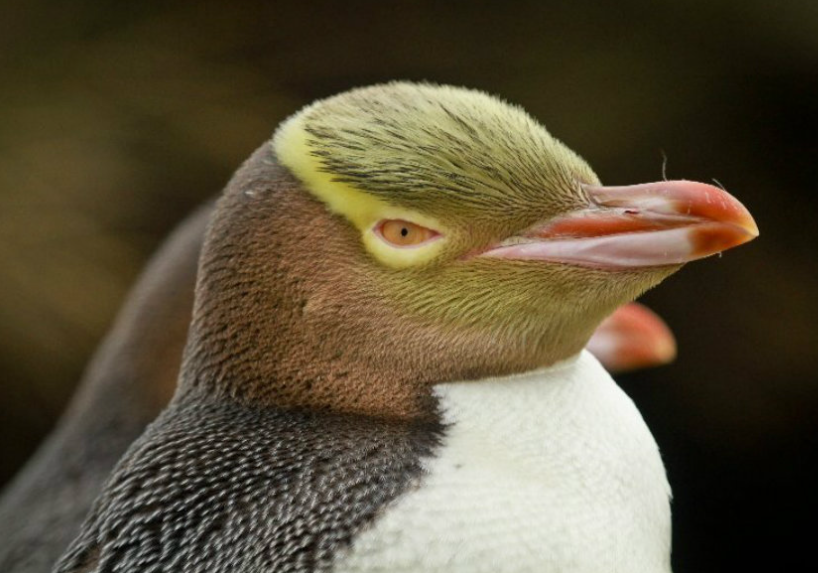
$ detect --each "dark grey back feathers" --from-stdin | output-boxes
[56,392,442,573]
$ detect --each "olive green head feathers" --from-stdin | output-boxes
[274,82,598,268]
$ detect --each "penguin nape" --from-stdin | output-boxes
[53,82,758,573]
[0,199,668,570]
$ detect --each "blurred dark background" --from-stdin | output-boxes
[0,0,815,570]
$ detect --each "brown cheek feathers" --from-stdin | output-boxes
[179,146,453,420]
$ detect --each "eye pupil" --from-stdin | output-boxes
[378,219,438,247]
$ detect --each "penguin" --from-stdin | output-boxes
[0,213,670,572]
[51,82,757,573]
[0,203,210,573]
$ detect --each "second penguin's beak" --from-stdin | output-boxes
[587,302,677,373]
[482,180,759,269]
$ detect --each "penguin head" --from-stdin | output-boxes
[184,82,757,418]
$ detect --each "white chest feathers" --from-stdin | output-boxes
[332,351,672,573]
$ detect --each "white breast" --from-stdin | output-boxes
[332,351,672,573]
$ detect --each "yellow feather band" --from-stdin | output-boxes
[273,112,448,269]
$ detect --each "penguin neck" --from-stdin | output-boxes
[177,146,592,421]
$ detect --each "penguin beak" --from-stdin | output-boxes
[482,180,759,268]
[586,302,677,373]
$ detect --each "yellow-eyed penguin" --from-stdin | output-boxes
[0,212,668,572]
[54,82,757,573]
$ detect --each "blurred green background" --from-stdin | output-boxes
[0,0,815,570]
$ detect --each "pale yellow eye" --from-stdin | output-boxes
[377,219,439,247]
